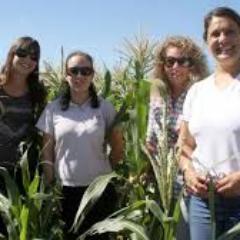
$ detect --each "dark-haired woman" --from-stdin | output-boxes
[0,36,46,235]
[179,7,240,240]
[37,51,123,239]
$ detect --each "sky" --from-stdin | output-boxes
[0,0,239,70]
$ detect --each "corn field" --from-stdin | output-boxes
[1,35,240,240]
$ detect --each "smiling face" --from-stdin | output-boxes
[163,46,192,90]
[206,16,240,67]
[66,54,94,96]
[12,47,38,77]
[8,38,40,80]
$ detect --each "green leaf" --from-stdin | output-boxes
[101,70,112,98]
[109,200,146,218]
[172,191,183,222]
[0,193,14,234]
[145,199,165,223]
[217,222,240,240]
[19,146,31,193]
[78,217,150,240]
[28,172,40,197]
[20,205,29,240]
[0,167,20,206]
[72,172,119,232]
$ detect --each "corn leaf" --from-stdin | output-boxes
[145,199,165,223]
[217,222,240,240]
[19,146,31,194]
[78,217,150,240]
[101,70,112,98]
[0,167,20,207]
[28,172,40,198]
[72,172,118,232]
[20,205,29,240]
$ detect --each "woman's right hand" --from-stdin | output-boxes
[178,121,208,197]
[184,168,209,198]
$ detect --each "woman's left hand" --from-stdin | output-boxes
[215,171,240,197]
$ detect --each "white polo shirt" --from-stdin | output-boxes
[182,73,240,176]
[37,97,116,186]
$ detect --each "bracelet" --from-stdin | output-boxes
[42,160,54,166]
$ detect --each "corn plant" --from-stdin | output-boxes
[0,146,63,240]
[71,171,150,240]
[71,34,184,240]
[116,34,156,181]
[40,47,64,101]
[139,79,182,240]
[204,173,240,240]
[40,34,184,240]
[95,34,157,202]
[193,157,240,240]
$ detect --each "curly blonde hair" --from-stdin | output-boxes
[153,36,209,90]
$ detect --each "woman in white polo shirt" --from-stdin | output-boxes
[37,50,123,240]
[179,7,240,240]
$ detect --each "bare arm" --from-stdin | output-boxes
[178,121,196,172]
[108,127,124,168]
[178,121,208,197]
[42,132,55,185]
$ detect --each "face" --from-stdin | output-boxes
[163,46,192,89]
[66,55,94,95]
[12,46,38,76]
[206,16,240,66]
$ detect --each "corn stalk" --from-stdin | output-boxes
[0,146,63,240]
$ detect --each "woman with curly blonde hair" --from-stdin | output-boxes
[146,36,209,240]
[147,35,208,152]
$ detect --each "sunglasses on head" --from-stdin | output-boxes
[15,47,39,62]
[68,66,94,77]
[164,57,193,68]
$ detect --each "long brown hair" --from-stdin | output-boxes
[0,36,46,120]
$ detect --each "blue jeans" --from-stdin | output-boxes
[189,195,240,240]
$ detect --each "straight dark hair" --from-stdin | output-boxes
[60,51,99,111]
[203,7,240,41]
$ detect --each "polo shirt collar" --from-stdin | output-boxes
[69,97,91,108]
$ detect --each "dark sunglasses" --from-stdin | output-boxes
[68,66,94,77]
[164,57,193,68]
[15,47,39,61]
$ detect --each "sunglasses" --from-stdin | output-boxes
[15,47,39,62]
[68,66,94,77]
[164,57,193,68]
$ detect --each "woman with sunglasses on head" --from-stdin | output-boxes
[146,36,208,240]
[179,7,240,239]
[37,51,124,239]
[0,36,46,235]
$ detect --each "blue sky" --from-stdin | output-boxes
[0,0,239,70]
